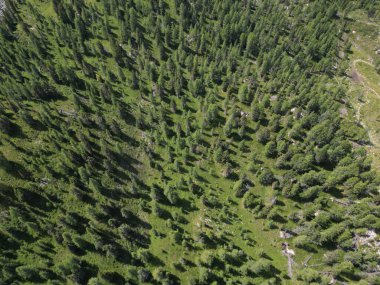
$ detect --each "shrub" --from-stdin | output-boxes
[297,268,320,283]
[251,259,272,275]
[258,168,275,186]
[16,266,39,281]
[200,251,215,268]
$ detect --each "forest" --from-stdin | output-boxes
[0,0,379,284]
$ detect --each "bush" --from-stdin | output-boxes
[198,267,211,283]
[258,168,275,186]
[290,154,313,174]
[297,268,320,283]
[243,192,263,210]
[299,186,322,200]
[200,251,215,268]
[251,259,272,275]
[16,266,39,281]
[233,178,250,198]
[294,235,309,249]
[138,268,152,282]
[257,128,270,144]
[265,142,277,158]
[324,250,343,265]
[87,277,102,285]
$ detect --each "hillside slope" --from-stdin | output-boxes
[0,0,379,284]
[346,8,380,174]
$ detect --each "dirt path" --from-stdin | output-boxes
[355,19,379,28]
[353,59,374,68]
[286,254,293,278]
[281,243,295,278]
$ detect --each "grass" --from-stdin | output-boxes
[346,9,380,174]
[0,1,377,284]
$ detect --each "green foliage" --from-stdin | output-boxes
[296,268,320,283]
[258,168,275,186]
[251,259,272,276]
[16,266,39,281]
[233,177,250,198]
[0,0,377,284]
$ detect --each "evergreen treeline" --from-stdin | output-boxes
[0,0,378,284]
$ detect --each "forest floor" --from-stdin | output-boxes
[347,10,380,174]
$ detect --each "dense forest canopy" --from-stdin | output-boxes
[0,0,379,284]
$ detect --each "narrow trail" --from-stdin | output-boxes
[353,59,374,68]
[352,59,379,100]
[355,19,379,28]
[287,254,294,278]
[281,251,294,278]
[281,243,295,278]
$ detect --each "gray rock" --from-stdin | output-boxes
[0,0,5,17]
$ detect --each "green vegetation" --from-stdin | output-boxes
[0,0,379,284]
[345,5,380,173]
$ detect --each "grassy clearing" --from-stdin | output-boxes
[347,9,380,174]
